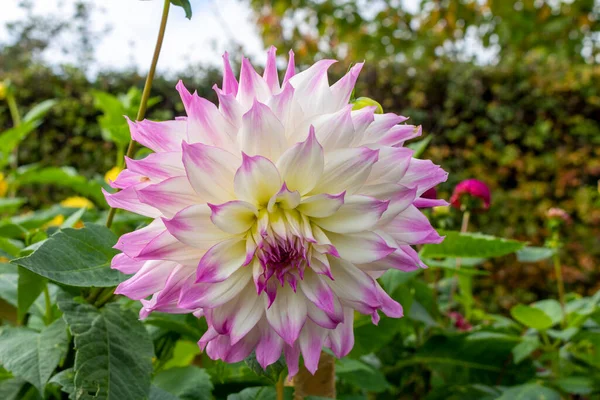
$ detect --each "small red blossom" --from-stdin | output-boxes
[448,311,473,331]
[450,179,491,211]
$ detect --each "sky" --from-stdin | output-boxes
[0,0,265,75]
[0,0,425,75]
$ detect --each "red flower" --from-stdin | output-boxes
[450,179,491,211]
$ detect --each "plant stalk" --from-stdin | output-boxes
[275,374,285,400]
[106,0,171,228]
[6,92,22,195]
[553,252,566,328]
[43,284,52,325]
[448,210,470,307]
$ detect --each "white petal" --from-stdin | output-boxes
[311,147,379,195]
[209,200,258,234]
[276,126,324,195]
[238,100,287,160]
[182,141,240,202]
[266,284,308,345]
[234,154,282,206]
[163,204,233,249]
[313,195,389,234]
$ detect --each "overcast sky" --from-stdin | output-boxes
[0,0,424,75]
[0,0,265,74]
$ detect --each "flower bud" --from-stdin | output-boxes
[450,179,491,211]
[351,97,384,114]
[546,207,571,225]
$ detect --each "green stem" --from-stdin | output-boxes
[553,252,566,328]
[106,0,171,228]
[448,210,470,307]
[43,284,52,325]
[275,373,285,400]
[6,92,22,196]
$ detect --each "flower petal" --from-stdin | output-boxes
[208,200,258,234]
[182,141,239,202]
[266,284,308,345]
[128,118,188,153]
[399,158,448,196]
[163,204,233,249]
[196,237,248,283]
[238,100,286,160]
[330,62,363,109]
[313,195,389,234]
[326,231,395,264]
[328,307,355,358]
[368,146,413,184]
[256,324,285,369]
[384,205,444,245]
[179,267,252,309]
[311,147,379,195]
[276,127,324,194]
[297,192,345,218]
[114,219,166,257]
[115,260,179,300]
[234,154,282,206]
[263,45,280,93]
[137,176,201,218]
[221,52,239,96]
[299,320,327,374]
[103,186,160,218]
[237,57,271,110]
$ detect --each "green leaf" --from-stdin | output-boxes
[244,352,286,384]
[512,337,540,364]
[170,0,193,19]
[153,366,213,400]
[0,263,18,307]
[15,166,104,205]
[162,340,201,369]
[0,319,69,394]
[0,377,27,400]
[12,224,125,287]
[0,237,23,258]
[150,385,180,400]
[57,294,154,400]
[227,386,293,400]
[336,358,390,393]
[379,269,420,294]
[0,120,40,167]
[92,91,130,147]
[556,376,594,395]
[407,135,432,158]
[0,198,26,214]
[532,299,562,326]
[49,368,75,396]
[60,207,87,229]
[510,305,553,331]
[22,99,57,123]
[420,231,524,259]
[496,383,561,400]
[17,267,47,321]
[516,246,556,263]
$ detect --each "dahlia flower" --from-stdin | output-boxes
[449,179,491,211]
[105,47,447,375]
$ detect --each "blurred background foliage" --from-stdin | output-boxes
[0,0,599,312]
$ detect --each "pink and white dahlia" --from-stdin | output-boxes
[105,47,447,375]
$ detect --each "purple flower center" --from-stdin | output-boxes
[256,236,308,305]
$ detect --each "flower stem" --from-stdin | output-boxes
[6,92,22,196]
[106,0,171,228]
[553,251,566,328]
[448,210,470,307]
[275,374,285,400]
[43,284,52,325]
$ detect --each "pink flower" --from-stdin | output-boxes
[448,312,472,331]
[105,47,447,375]
[449,179,491,211]
[546,207,571,224]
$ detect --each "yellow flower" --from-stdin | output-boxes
[45,215,65,228]
[104,166,122,184]
[0,173,8,198]
[0,82,6,100]
[60,196,94,209]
